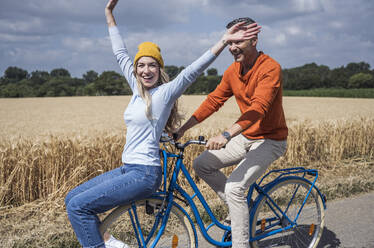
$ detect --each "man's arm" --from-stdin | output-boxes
[207,62,283,150]
[175,70,234,140]
[175,116,199,140]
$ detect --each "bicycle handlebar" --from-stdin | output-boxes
[160,133,206,150]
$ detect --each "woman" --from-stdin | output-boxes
[65,0,261,247]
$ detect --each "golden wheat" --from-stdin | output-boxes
[1,119,373,207]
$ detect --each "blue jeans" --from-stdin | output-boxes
[65,164,162,248]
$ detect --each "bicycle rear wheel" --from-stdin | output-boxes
[250,178,325,248]
[100,198,196,248]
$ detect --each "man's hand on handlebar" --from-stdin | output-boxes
[206,134,228,150]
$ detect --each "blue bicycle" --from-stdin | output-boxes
[100,135,327,247]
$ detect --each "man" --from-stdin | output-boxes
[176,17,288,248]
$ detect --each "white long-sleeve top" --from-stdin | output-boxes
[109,26,216,166]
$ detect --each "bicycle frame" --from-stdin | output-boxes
[145,145,326,247]
[156,149,231,247]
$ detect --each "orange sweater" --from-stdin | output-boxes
[193,52,288,140]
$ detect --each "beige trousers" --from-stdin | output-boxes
[193,134,287,248]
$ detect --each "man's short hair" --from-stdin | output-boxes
[226,17,256,29]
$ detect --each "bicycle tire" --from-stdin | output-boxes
[250,177,325,248]
[100,197,196,248]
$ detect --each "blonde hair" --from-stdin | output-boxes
[135,66,183,133]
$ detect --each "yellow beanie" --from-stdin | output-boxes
[134,41,164,68]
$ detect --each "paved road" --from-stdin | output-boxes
[317,192,374,248]
[196,191,374,248]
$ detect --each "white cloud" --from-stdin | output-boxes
[286,26,302,36]
[0,18,44,34]
[329,21,343,29]
[62,37,108,53]
[293,0,325,13]
[0,33,42,43]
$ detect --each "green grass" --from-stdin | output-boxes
[284,88,374,98]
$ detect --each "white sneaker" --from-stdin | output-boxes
[105,235,129,248]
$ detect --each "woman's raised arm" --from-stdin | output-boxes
[105,0,138,92]
[105,0,118,27]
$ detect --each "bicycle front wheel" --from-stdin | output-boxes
[100,198,196,248]
[250,178,325,248]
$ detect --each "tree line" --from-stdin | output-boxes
[1,61,373,97]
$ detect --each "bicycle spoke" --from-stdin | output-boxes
[250,178,324,248]
[294,227,310,247]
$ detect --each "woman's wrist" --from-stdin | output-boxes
[105,11,116,26]
[221,38,229,46]
[105,8,112,16]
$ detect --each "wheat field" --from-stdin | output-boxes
[1,95,374,247]
[1,95,374,139]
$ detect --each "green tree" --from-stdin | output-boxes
[348,73,374,88]
[3,66,28,83]
[83,70,99,84]
[164,66,184,80]
[346,62,370,75]
[207,68,218,76]
[15,79,37,97]
[328,62,371,88]
[283,63,329,90]
[50,68,71,78]
[0,84,19,97]
[0,79,36,97]
[328,67,348,88]
[30,70,50,85]
[206,75,221,92]
[90,71,131,95]
[184,75,206,94]
[83,83,96,96]
[39,78,74,96]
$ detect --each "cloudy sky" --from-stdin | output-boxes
[1,0,373,78]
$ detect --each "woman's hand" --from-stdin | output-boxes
[210,22,261,56]
[105,0,118,27]
[222,22,261,45]
[105,0,118,13]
